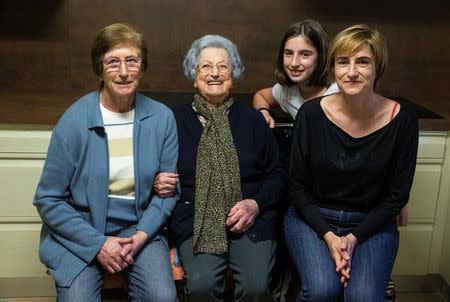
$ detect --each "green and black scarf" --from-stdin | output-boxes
[192,94,242,255]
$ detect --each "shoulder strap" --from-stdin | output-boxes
[390,102,399,121]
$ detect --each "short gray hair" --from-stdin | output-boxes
[183,34,244,81]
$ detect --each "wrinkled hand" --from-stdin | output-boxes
[96,236,133,274]
[260,110,275,128]
[153,172,179,198]
[120,231,149,264]
[225,199,259,233]
[396,206,408,226]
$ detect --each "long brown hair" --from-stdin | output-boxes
[275,19,331,87]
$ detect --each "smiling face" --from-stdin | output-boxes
[194,47,233,107]
[283,35,319,86]
[101,43,143,100]
[334,44,376,96]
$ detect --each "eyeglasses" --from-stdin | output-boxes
[102,56,142,71]
[197,62,231,75]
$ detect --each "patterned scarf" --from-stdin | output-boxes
[192,94,242,254]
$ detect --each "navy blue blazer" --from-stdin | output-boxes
[169,100,286,247]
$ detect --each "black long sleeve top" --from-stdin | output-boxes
[288,97,419,243]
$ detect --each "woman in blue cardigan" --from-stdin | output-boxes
[157,35,285,301]
[33,23,178,301]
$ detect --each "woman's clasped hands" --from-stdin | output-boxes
[324,231,358,287]
[96,231,149,274]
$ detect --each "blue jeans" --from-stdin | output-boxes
[178,235,276,302]
[56,226,176,302]
[284,207,398,302]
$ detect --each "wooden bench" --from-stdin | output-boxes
[101,273,128,300]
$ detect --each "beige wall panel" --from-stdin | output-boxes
[438,135,450,283]
[0,225,46,278]
[0,130,50,154]
[393,225,433,275]
[0,159,44,220]
[408,164,441,222]
[440,199,450,284]
[0,276,55,298]
[417,134,446,161]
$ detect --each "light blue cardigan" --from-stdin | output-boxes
[33,91,179,287]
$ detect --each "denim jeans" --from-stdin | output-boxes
[178,235,276,302]
[56,226,177,302]
[284,207,398,302]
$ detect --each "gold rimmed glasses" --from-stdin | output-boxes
[102,56,142,72]
[197,61,231,75]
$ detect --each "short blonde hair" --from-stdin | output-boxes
[327,24,388,89]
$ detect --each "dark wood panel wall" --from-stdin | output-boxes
[1,0,449,124]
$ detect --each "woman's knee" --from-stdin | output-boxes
[127,261,176,299]
[131,283,177,302]
[300,276,341,302]
[56,264,102,302]
[345,277,386,302]
[128,277,177,302]
[137,287,177,302]
[240,273,270,297]
[345,286,384,302]
[301,287,342,302]
[57,286,101,302]
[185,270,222,297]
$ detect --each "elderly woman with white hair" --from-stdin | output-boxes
[159,34,285,301]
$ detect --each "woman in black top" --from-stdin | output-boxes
[285,24,418,302]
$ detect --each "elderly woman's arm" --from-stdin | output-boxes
[153,172,179,197]
[33,132,108,264]
[226,112,286,233]
[137,112,179,240]
[34,127,144,274]
[225,199,260,233]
